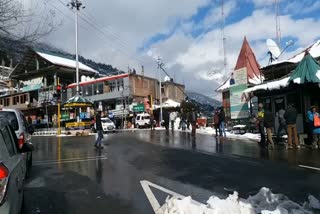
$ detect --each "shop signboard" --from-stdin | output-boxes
[61,114,69,120]
[133,104,145,112]
[230,68,249,119]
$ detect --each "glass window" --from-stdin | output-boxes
[101,118,112,123]
[1,127,16,156]
[0,111,19,130]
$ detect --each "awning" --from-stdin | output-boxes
[64,96,93,108]
[243,77,290,93]
[289,51,320,84]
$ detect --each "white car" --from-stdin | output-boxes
[101,117,116,133]
[135,113,151,128]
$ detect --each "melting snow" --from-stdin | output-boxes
[163,188,319,214]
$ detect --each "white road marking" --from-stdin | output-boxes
[140,180,202,214]
[298,165,320,171]
[34,156,107,166]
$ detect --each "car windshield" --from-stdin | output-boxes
[0,112,19,131]
[143,116,150,120]
[101,118,112,123]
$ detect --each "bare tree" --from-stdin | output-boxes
[0,0,59,64]
[0,0,56,42]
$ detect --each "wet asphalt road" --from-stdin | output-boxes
[23,130,320,214]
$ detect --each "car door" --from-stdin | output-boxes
[0,126,25,214]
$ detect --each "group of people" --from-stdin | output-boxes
[256,103,320,150]
[257,103,300,149]
[213,107,226,137]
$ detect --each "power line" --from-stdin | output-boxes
[55,0,150,66]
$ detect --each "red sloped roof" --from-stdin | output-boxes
[234,37,262,82]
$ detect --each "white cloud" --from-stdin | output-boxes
[28,0,320,98]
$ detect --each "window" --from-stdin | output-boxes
[13,96,17,105]
[0,111,19,130]
[4,98,9,106]
[21,95,25,104]
[1,127,16,156]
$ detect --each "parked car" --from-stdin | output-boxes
[101,117,116,133]
[0,108,34,175]
[0,119,34,214]
[135,113,151,128]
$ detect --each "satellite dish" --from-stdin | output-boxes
[266,39,281,58]
[164,76,170,82]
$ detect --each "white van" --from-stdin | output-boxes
[135,113,151,128]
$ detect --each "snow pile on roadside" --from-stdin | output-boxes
[193,127,261,142]
[227,132,261,141]
[163,187,319,214]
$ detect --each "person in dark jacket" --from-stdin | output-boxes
[94,111,104,148]
[218,107,226,137]
[163,110,170,130]
[284,104,299,149]
[213,109,220,137]
[264,105,274,149]
[190,109,197,137]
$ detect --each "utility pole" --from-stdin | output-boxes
[57,77,61,135]
[221,0,227,76]
[157,57,163,125]
[275,0,281,48]
[68,0,85,96]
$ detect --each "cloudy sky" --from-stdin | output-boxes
[26,0,320,99]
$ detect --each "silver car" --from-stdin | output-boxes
[0,119,34,214]
[0,109,34,176]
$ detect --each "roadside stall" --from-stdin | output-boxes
[63,95,93,130]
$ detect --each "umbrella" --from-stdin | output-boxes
[64,95,93,108]
[289,51,320,84]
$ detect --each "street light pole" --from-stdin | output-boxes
[68,0,84,96]
[157,57,163,124]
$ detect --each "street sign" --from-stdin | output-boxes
[133,104,145,112]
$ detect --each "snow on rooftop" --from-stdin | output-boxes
[216,77,231,92]
[36,52,98,73]
[243,77,290,93]
[268,40,320,67]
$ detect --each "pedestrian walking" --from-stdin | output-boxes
[94,110,104,149]
[307,106,320,149]
[150,113,155,130]
[257,103,266,147]
[213,109,220,137]
[264,105,274,149]
[218,107,226,137]
[163,110,170,130]
[170,111,177,131]
[284,104,300,149]
[276,107,287,144]
[191,109,197,137]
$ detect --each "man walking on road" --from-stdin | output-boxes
[276,107,287,144]
[264,105,274,149]
[218,107,226,137]
[94,110,104,148]
[284,104,300,149]
[170,111,177,131]
[213,109,220,137]
[257,103,266,147]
